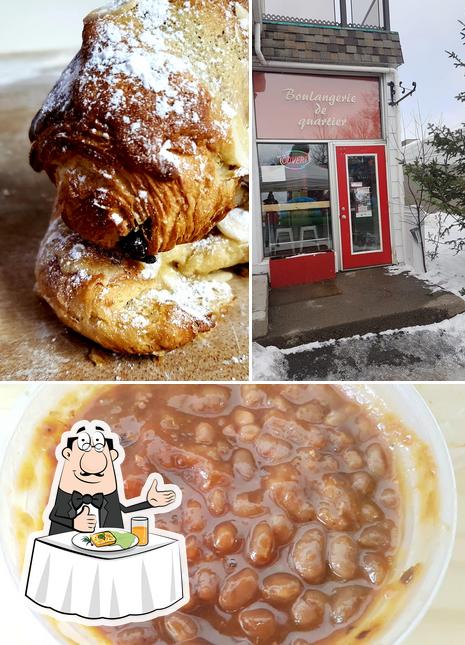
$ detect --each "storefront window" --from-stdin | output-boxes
[347,155,381,252]
[258,143,332,258]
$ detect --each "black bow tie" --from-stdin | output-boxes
[71,491,104,510]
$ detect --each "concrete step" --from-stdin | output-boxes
[256,268,465,350]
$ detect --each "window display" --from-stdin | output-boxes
[258,143,332,259]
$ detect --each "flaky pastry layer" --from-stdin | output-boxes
[30,0,249,256]
[35,218,247,355]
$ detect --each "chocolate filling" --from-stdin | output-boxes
[119,221,157,264]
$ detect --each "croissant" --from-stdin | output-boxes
[35,215,248,354]
[29,0,249,262]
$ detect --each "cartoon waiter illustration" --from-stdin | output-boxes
[24,419,189,625]
[48,419,177,535]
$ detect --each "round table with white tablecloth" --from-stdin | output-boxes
[25,530,188,622]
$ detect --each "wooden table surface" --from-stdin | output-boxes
[0,52,249,381]
[0,383,464,644]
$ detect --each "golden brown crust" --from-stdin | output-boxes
[29,0,249,255]
[35,218,241,355]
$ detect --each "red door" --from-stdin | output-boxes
[336,145,392,270]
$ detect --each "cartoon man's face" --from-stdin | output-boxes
[59,421,120,495]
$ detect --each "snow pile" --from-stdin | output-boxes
[252,344,289,381]
[389,214,465,299]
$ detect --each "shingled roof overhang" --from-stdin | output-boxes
[254,22,404,69]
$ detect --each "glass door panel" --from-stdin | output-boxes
[348,155,381,253]
[336,145,392,269]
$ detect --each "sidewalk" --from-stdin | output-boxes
[255,267,465,350]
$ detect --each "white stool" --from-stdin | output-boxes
[275,227,295,252]
[299,226,319,251]
[276,228,295,251]
[276,228,294,243]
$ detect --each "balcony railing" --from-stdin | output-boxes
[262,0,391,31]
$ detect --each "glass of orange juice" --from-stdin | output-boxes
[131,517,149,546]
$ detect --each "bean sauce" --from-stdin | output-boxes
[61,384,400,644]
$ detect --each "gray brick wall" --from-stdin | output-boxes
[254,23,404,68]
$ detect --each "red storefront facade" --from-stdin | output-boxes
[252,1,407,288]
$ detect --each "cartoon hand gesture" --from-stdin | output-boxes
[147,477,177,508]
[74,505,97,532]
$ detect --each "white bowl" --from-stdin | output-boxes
[338,384,456,645]
[0,383,457,645]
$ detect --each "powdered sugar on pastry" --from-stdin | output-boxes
[147,271,232,323]
[139,262,160,279]
[34,0,249,171]
[121,312,150,329]
[84,10,191,133]
[110,212,124,225]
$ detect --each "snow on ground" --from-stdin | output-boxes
[389,215,465,299]
[252,344,289,381]
[283,317,465,381]
[253,215,465,381]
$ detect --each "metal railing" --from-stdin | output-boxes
[262,0,391,31]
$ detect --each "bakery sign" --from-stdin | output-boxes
[253,72,382,141]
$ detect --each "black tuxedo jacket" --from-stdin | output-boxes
[49,488,151,535]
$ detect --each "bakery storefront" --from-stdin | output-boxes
[253,68,405,287]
